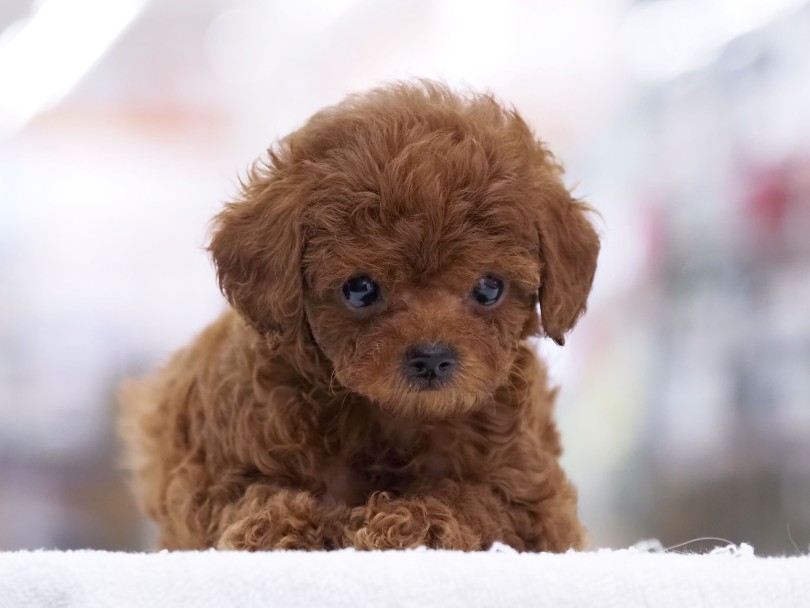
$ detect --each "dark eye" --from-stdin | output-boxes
[342,275,381,308]
[471,275,504,306]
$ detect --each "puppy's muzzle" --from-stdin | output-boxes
[403,343,457,390]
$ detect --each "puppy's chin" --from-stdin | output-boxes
[367,386,485,420]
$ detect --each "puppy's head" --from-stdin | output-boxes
[210,82,599,418]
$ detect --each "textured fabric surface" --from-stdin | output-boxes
[0,545,808,607]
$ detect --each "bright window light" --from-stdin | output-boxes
[0,0,147,136]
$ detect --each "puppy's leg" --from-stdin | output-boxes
[347,491,482,551]
[426,479,585,552]
[349,476,584,552]
[216,485,352,551]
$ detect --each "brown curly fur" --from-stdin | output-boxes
[120,81,600,552]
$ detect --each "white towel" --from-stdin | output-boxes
[0,544,808,608]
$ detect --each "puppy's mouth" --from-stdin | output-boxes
[406,375,452,392]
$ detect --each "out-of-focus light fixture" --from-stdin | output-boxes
[0,0,147,137]
[620,0,807,83]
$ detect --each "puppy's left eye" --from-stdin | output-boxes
[342,275,381,308]
[471,275,505,306]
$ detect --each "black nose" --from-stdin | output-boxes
[403,344,458,388]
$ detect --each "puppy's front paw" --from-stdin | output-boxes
[348,493,481,551]
[216,491,347,551]
[351,499,430,550]
[217,511,327,551]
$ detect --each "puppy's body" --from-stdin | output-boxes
[121,82,598,552]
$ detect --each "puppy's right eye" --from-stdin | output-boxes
[471,275,505,306]
[342,275,381,308]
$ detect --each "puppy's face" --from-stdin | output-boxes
[302,191,543,418]
[209,83,599,419]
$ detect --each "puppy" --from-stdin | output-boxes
[120,81,599,552]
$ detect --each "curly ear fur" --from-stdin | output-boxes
[533,156,600,346]
[208,157,305,343]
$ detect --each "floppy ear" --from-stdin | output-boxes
[536,183,600,346]
[208,161,305,343]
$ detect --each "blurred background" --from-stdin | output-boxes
[1,0,808,554]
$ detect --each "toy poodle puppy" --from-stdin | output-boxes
[120,80,600,552]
